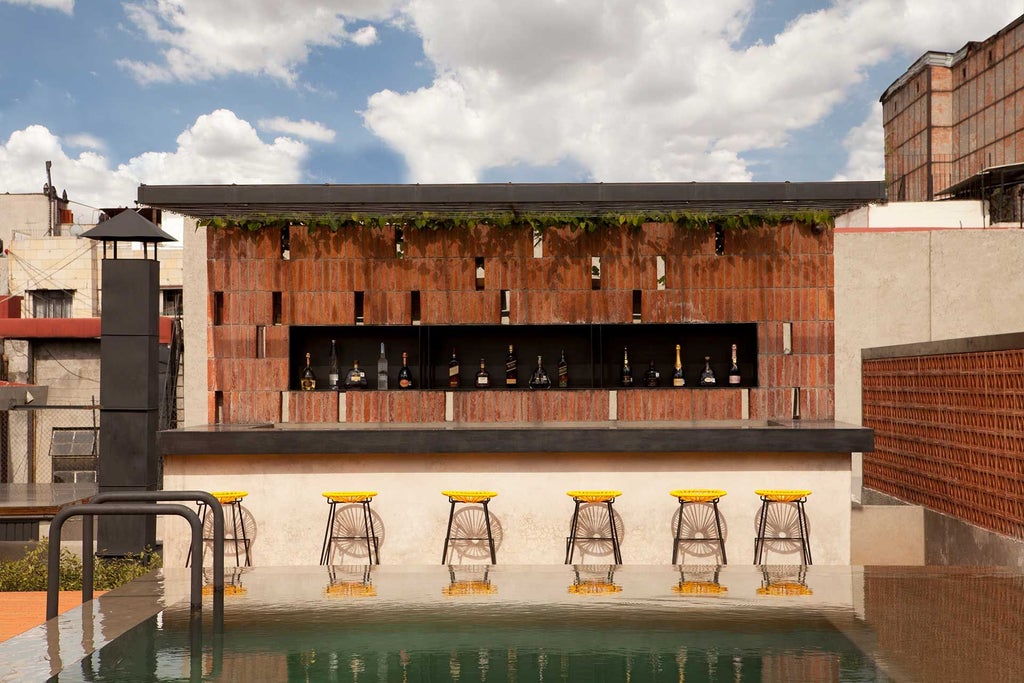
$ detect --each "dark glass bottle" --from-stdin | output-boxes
[398,352,414,389]
[377,342,389,391]
[700,355,716,386]
[557,349,569,388]
[475,358,491,388]
[620,347,633,387]
[529,355,551,389]
[728,343,741,386]
[448,348,460,388]
[300,352,316,391]
[327,340,339,391]
[505,344,518,387]
[643,360,660,387]
[344,359,367,390]
[672,344,685,387]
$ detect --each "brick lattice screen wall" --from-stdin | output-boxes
[863,349,1024,538]
[207,222,835,424]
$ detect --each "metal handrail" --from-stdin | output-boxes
[84,491,225,600]
[47,503,202,620]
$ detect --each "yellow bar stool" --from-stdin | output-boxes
[754,489,812,565]
[564,490,623,565]
[441,490,498,565]
[187,491,252,567]
[320,491,380,565]
[670,489,727,564]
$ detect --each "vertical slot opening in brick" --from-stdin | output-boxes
[714,225,725,255]
[255,325,266,359]
[591,256,601,290]
[212,292,224,325]
[280,224,290,260]
[395,226,405,258]
[354,291,365,325]
[632,289,642,322]
[214,391,223,423]
[411,290,421,325]
[656,255,666,290]
[272,291,282,325]
[500,289,510,324]
[475,257,485,290]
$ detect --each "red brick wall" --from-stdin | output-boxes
[207,221,834,424]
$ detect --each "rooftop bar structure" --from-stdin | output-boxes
[140,181,882,566]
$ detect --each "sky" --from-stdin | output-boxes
[1,0,1023,221]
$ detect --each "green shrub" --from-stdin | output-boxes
[0,538,160,592]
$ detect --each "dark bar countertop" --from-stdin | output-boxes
[159,420,873,456]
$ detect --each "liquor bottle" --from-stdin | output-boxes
[300,352,316,391]
[672,344,685,387]
[643,360,660,387]
[475,358,491,388]
[327,340,340,391]
[620,346,633,387]
[528,355,551,389]
[448,348,461,388]
[505,344,518,387]
[557,349,569,388]
[377,342,389,391]
[398,352,414,389]
[728,343,741,386]
[700,355,716,386]
[344,359,367,390]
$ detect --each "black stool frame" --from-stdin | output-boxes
[320,497,380,565]
[188,495,251,567]
[754,494,812,565]
[672,496,727,564]
[441,496,496,565]
[565,497,622,565]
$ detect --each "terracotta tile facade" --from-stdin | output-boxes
[207,221,835,424]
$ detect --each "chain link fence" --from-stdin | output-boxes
[0,404,100,484]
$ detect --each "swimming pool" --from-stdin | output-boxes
[3,564,1022,682]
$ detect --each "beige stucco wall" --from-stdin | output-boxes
[161,450,852,567]
[181,217,208,427]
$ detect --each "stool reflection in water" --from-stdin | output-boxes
[443,564,497,596]
[325,565,376,598]
[187,490,254,567]
[757,564,813,596]
[201,566,249,596]
[672,565,728,596]
[753,489,812,565]
[441,490,500,565]
[320,491,381,565]
[568,564,621,594]
[564,490,623,564]
[669,489,728,564]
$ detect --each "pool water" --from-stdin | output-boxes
[6,564,1023,682]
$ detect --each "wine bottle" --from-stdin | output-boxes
[327,339,339,391]
[344,359,367,390]
[448,348,461,388]
[398,352,414,389]
[700,355,716,386]
[557,349,569,388]
[643,360,660,387]
[620,346,633,387]
[672,344,685,387]
[728,343,741,385]
[300,352,316,391]
[377,342,389,391]
[475,358,491,388]
[529,355,551,389]
[505,344,518,387]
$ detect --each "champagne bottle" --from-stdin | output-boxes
[398,352,414,389]
[328,339,339,391]
[344,359,367,390]
[529,355,551,389]
[300,352,316,391]
[700,355,716,386]
[475,358,491,388]
[557,349,569,388]
[643,360,660,387]
[728,343,741,386]
[505,344,518,387]
[672,344,685,387]
[448,348,461,388]
[620,346,633,387]
[377,342,389,390]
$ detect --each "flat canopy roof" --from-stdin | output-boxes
[137,181,886,219]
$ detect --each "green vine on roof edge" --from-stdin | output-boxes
[197,210,834,234]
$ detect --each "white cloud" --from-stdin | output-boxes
[257,117,337,143]
[118,0,395,85]
[0,0,73,13]
[362,0,1024,183]
[63,133,105,151]
[0,110,307,209]
[833,104,884,181]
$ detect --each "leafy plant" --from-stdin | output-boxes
[0,538,160,592]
